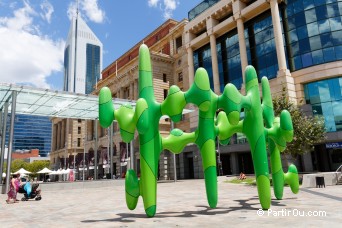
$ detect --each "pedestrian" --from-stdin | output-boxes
[6,174,18,204]
[14,175,21,202]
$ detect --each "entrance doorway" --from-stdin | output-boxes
[238,152,254,174]
[184,153,194,179]
[221,154,231,175]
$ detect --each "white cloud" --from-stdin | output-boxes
[40,0,54,24]
[147,0,179,20]
[0,1,64,89]
[67,0,105,23]
[82,0,105,23]
[148,0,160,7]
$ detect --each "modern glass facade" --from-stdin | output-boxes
[245,12,287,81]
[193,11,285,91]
[304,77,342,132]
[217,30,242,90]
[193,1,342,92]
[193,44,214,89]
[85,44,101,94]
[5,114,52,157]
[285,0,342,71]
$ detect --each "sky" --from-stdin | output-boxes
[0,0,202,91]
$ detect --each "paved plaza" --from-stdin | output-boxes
[0,177,341,227]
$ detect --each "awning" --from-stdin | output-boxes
[0,83,136,119]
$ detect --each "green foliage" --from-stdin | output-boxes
[226,177,256,185]
[272,87,326,157]
[10,159,27,173]
[27,160,50,177]
[3,160,50,177]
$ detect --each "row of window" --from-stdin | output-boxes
[285,1,342,71]
[5,115,52,157]
[85,44,101,94]
[304,77,342,132]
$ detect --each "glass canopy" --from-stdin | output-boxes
[0,83,136,120]
[0,83,193,119]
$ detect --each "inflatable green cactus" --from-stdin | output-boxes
[98,44,299,217]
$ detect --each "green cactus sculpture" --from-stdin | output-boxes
[99,44,298,217]
[261,78,299,199]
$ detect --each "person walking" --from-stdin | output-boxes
[6,174,18,204]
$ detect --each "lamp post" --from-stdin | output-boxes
[171,121,177,182]
[83,136,85,181]
[83,121,87,181]
[73,140,76,180]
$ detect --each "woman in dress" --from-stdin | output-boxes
[6,174,18,204]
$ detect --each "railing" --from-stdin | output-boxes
[336,164,342,173]
[188,0,220,21]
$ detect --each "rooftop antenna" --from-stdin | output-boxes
[76,0,79,18]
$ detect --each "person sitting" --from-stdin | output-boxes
[239,172,246,180]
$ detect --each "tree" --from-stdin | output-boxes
[3,159,50,178]
[272,87,326,158]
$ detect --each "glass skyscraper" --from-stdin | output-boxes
[64,14,102,94]
[5,114,52,157]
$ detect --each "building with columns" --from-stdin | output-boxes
[184,0,342,174]
[80,19,191,180]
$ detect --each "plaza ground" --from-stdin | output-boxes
[0,176,341,227]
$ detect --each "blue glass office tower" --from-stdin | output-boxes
[5,114,52,157]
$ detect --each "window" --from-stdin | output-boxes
[77,138,81,147]
[178,72,183,82]
[78,119,82,123]
[304,77,342,132]
[285,1,342,71]
[164,89,168,99]
[78,127,81,134]
[85,44,100,94]
[176,36,182,51]
[163,73,167,82]
[123,87,130,99]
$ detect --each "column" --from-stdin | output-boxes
[94,119,98,180]
[235,15,248,83]
[133,80,138,100]
[5,91,17,193]
[230,152,238,175]
[269,0,288,74]
[269,0,296,102]
[0,103,8,193]
[209,34,221,94]
[109,123,114,179]
[56,122,61,150]
[187,46,194,87]
[130,82,134,100]
[207,17,220,94]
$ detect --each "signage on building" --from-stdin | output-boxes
[325,142,342,149]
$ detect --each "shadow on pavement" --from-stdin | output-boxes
[81,196,288,224]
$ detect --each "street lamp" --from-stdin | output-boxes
[83,136,86,181]
[73,140,76,180]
